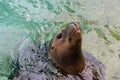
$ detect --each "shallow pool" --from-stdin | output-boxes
[0,0,120,80]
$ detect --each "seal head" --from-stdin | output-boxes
[49,22,85,75]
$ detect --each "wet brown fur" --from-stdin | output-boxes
[49,22,85,75]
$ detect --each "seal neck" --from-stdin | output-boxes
[60,48,85,74]
[60,46,85,66]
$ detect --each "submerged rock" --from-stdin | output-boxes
[8,38,105,80]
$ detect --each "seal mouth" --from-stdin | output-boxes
[67,22,81,40]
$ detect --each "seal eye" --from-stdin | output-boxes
[57,33,62,39]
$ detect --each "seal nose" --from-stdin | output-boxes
[68,22,80,30]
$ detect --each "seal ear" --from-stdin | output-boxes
[68,37,72,42]
[51,46,54,49]
[49,37,54,51]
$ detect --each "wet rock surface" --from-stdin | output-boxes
[9,39,105,80]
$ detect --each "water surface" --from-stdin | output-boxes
[0,0,120,80]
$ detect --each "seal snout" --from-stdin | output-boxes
[68,22,80,30]
[67,22,81,40]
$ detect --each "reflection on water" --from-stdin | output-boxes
[0,0,120,80]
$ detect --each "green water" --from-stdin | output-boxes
[0,0,120,80]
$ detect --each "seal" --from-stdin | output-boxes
[49,22,105,79]
[49,22,85,75]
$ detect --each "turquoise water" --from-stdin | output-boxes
[0,0,120,80]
